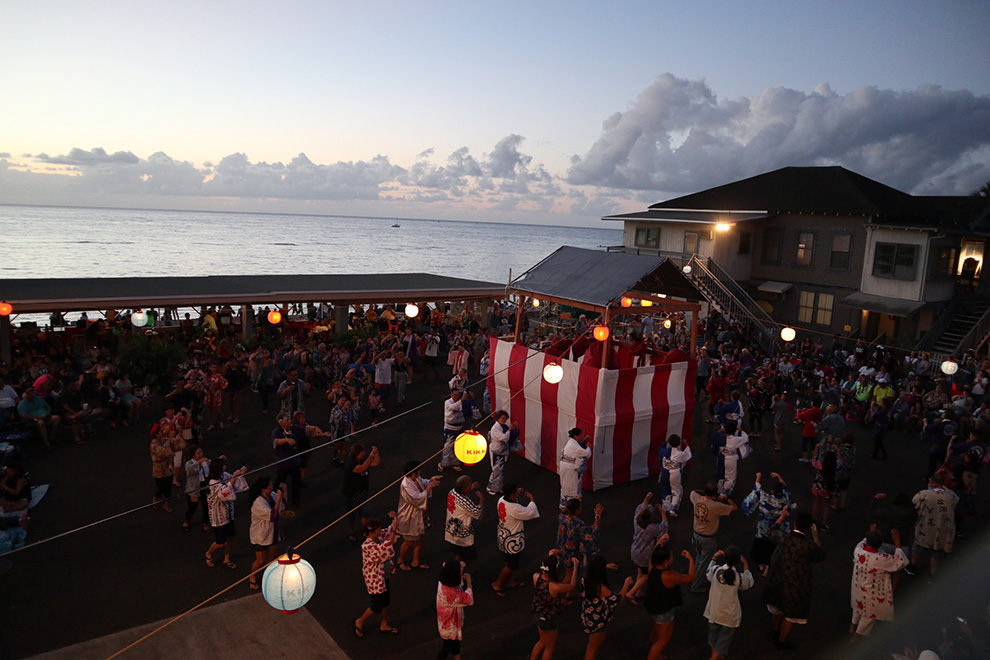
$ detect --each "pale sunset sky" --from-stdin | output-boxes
[1,0,988,226]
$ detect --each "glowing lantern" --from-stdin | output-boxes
[780,326,796,342]
[620,297,632,308]
[682,265,692,275]
[405,303,420,318]
[663,319,672,329]
[716,223,732,232]
[130,310,147,327]
[0,302,12,316]
[543,362,563,384]
[268,310,282,325]
[941,360,959,376]
[641,299,653,307]
[262,550,317,614]
[454,430,487,465]
[532,299,540,308]
[593,325,610,341]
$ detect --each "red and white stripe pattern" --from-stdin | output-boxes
[487,338,696,491]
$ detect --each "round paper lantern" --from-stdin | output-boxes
[620,297,632,308]
[941,360,959,376]
[663,319,672,329]
[454,430,487,465]
[682,265,692,275]
[268,310,282,325]
[641,299,653,307]
[780,326,796,342]
[130,310,147,327]
[593,325,610,341]
[543,362,563,384]
[405,303,420,318]
[262,551,317,614]
[0,301,12,317]
[532,299,540,308]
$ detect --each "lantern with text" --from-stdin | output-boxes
[780,326,796,342]
[405,303,420,319]
[0,302,12,317]
[620,297,632,308]
[454,430,487,464]
[262,549,317,614]
[593,325,610,341]
[532,299,540,308]
[543,362,563,384]
[641,299,653,307]
[130,310,147,327]
[268,310,282,325]
[941,360,959,376]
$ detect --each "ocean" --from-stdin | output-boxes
[0,204,622,320]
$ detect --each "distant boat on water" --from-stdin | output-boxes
[391,223,400,228]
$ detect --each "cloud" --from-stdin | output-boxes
[35,146,140,166]
[567,74,990,196]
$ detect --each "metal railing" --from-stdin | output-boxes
[953,304,990,358]
[914,299,960,353]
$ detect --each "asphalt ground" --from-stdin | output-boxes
[2,368,988,660]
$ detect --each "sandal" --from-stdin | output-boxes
[379,627,400,635]
[205,554,215,568]
[410,562,430,570]
[354,620,364,638]
[399,563,411,571]
[492,584,506,597]
[163,503,173,513]
[249,581,260,591]
[182,522,190,532]
[223,559,237,570]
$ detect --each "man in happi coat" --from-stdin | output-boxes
[850,527,908,637]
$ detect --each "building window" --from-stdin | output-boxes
[683,231,699,254]
[929,247,957,278]
[762,228,781,264]
[829,233,851,269]
[816,293,834,326]
[796,232,814,266]
[873,243,918,280]
[738,231,752,255]
[798,290,815,323]
[635,227,659,248]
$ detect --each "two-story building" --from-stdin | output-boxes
[604,166,990,355]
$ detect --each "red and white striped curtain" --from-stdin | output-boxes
[487,338,696,491]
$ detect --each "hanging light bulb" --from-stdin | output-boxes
[593,325,610,341]
[405,303,420,318]
[532,299,541,308]
[543,362,563,384]
[780,326,796,342]
[130,310,147,327]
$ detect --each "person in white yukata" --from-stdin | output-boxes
[850,527,908,637]
[559,427,591,510]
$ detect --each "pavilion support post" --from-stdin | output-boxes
[0,316,11,367]
[602,307,613,367]
[689,309,697,360]
[334,301,349,337]
[241,305,253,340]
[513,296,527,345]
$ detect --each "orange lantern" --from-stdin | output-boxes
[620,297,632,308]
[454,430,487,465]
[593,325,609,341]
[268,310,283,325]
[0,301,12,317]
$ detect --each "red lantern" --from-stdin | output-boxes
[593,325,609,341]
[268,310,283,325]
[620,297,632,308]
[0,302,11,317]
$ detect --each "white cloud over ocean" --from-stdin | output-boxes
[2,74,989,224]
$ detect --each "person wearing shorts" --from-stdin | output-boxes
[763,511,825,649]
[492,484,539,595]
[633,543,695,660]
[355,517,400,636]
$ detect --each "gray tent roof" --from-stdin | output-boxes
[509,246,703,310]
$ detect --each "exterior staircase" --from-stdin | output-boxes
[929,297,990,357]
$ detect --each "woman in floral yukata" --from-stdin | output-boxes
[203,362,228,430]
[436,559,474,660]
[742,471,794,577]
[355,513,400,637]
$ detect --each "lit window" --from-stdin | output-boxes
[798,290,814,323]
[816,293,834,326]
[796,232,814,266]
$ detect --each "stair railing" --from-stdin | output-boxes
[952,304,990,358]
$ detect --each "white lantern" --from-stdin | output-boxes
[780,326,796,342]
[405,303,420,319]
[543,362,563,384]
[130,310,147,327]
[262,551,317,614]
[682,265,692,275]
[532,299,541,308]
[941,360,959,375]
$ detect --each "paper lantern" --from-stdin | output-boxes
[405,303,420,318]
[641,299,653,307]
[262,550,317,614]
[130,310,147,327]
[682,265,692,275]
[620,297,632,308]
[941,360,959,376]
[543,362,563,384]
[0,302,12,316]
[532,299,540,308]
[663,319,672,329]
[268,310,282,325]
[454,430,487,465]
[780,326,796,342]
[593,325,610,341]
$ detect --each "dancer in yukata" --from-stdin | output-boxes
[559,427,591,510]
[486,410,519,496]
[849,527,908,638]
[711,420,751,497]
[658,434,692,517]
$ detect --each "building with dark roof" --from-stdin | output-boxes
[603,166,990,355]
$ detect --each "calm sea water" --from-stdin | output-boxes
[0,205,621,320]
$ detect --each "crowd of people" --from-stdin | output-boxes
[2,300,989,659]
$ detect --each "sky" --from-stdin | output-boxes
[1,0,989,226]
